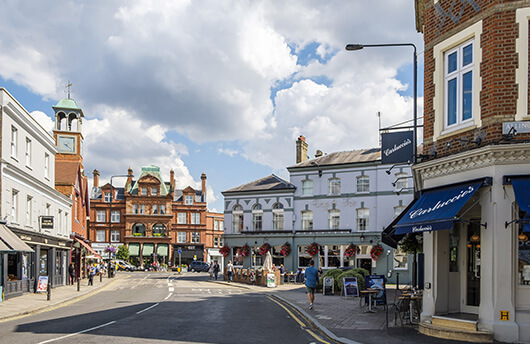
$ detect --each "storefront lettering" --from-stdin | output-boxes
[409,186,475,220]
[383,138,412,157]
[412,225,432,232]
[20,235,32,241]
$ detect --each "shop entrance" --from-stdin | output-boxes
[357,258,372,274]
[465,222,481,308]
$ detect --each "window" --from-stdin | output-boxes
[232,204,243,233]
[58,210,62,234]
[111,210,120,223]
[444,39,474,131]
[191,213,200,224]
[252,204,263,231]
[191,232,200,243]
[132,223,146,236]
[178,213,187,224]
[45,203,51,216]
[110,230,120,242]
[357,208,369,231]
[26,196,32,226]
[393,248,408,269]
[273,203,284,231]
[104,192,111,202]
[214,220,219,231]
[328,209,340,230]
[394,205,406,218]
[141,187,148,196]
[139,204,145,214]
[329,178,341,195]
[302,211,313,230]
[177,232,186,243]
[152,224,166,236]
[185,195,193,205]
[160,204,166,214]
[151,188,158,196]
[133,204,138,214]
[44,153,50,179]
[152,204,158,214]
[220,220,224,231]
[97,210,106,222]
[214,237,219,247]
[302,179,313,196]
[25,138,32,167]
[11,126,17,158]
[394,173,409,191]
[357,176,370,193]
[96,230,106,242]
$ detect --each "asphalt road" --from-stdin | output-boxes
[0,272,337,344]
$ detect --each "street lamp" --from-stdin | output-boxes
[108,174,130,278]
[345,43,418,164]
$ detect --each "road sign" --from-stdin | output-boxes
[177,248,182,254]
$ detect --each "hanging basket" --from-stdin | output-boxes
[280,242,291,256]
[306,242,319,256]
[370,244,383,260]
[220,245,230,257]
[344,244,358,258]
[258,243,271,256]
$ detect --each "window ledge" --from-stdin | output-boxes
[438,122,476,140]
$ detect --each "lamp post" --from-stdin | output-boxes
[108,174,129,278]
[345,43,418,164]
[345,42,419,288]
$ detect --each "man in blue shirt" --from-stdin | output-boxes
[304,260,319,310]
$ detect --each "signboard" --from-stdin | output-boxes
[381,131,414,164]
[343,277,359,297]
[503,121,530,134]
[323,277,334,295]
[40,216,54,230]
[365,275,386,305]
[36,276,49,292]
[500,311,510,321]
[267,273,276,288]
[177,248,182,254]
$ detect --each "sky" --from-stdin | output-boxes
[0,0,424,213]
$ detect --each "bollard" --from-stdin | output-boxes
[100,272,102,283]
[47,281,51,301]
[77,277,80,292]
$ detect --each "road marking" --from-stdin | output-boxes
[136,303,159,314]
[164,293,172,300]
[37,320,116,344]
[169,287,174,292]
[143,274,150,279]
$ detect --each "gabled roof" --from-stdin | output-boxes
[130,165,169,196]
[222,174,295,194]
[288,148,381,170]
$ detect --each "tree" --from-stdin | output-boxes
[116,244,130,261]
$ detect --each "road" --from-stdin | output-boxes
[0,272,338,344]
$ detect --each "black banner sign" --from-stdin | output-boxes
[40,216,54,230]
[381,131,414,164]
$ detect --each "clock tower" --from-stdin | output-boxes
[53,96,84,160]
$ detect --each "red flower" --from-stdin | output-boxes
[280,242,291,257]
[240,244,250,257]
[344,244,357,258]
[220,245,230,257]
[258,243,271,256]
[306,242,319,256]
[370,244,383,260]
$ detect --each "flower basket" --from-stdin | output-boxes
[370,244,383,260]
[280,242,291,257]
[306,242,319,256]
[258,243,271,256]
[398,233,423,254]
[344,244,357,258]
[105,245,117,254]
[220,245,230,257]
[241,244,250,257]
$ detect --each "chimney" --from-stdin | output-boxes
[93,169,100,188]
[127,167,133,185]
[201,173,207,197]
[170,169,175,191]
[296,136,308,164]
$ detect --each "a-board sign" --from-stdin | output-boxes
[365,275,386,305]
[36,276,49,292]
[343,277,359,297]
[323,277,334,295]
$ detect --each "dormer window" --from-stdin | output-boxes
[104,192,111,203]
[141,187,148,196]
[185,195,193,205]
[151,188,158,196]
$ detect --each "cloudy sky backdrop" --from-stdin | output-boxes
[0,0,424,212]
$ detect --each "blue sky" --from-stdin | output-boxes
[0,1,423,213]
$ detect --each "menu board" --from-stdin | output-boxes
[36,276,49,293]
[365,275,386,305]
[323,277,334,295]
[343,277,359,297]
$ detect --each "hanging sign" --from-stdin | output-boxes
[40,216,54,230]
[381,131,414,164]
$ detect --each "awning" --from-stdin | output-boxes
[142,243,154,256]
[394,180,484,235]
[157,244,168,256]
[511,177,530,232]
[129,243,140,256]
[382,200,418,248]
[74,237,102,259]
[0,224,34,252]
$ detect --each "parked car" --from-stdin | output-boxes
[189,261,210,272]
[115,259,136,271]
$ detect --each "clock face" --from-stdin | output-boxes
[58,136,76,153]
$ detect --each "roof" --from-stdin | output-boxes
[54,98,81,110]
[223,174,295,194]
[130,165,169,196]
[288,148,381,169]
[55,161,81,185]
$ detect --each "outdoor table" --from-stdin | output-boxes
[399,295,422,324]
[360,289,378,313]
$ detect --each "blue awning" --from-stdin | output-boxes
[395,181,483,235]
[512,178,530,232]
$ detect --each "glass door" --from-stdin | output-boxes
[466,223,481,307]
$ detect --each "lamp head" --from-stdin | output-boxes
[345,44,364,51]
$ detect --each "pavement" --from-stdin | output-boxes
[0,272,486,344]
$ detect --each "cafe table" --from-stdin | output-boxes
[285,273,297,284]
[360,288,379,313]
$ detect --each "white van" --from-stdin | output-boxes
[115,259,136,271]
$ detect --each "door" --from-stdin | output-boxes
[460,222,480,313]
[358,258,372,274]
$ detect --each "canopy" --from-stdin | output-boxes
[142,243,154,256]
[157,244,168,256]
[263,251,273,271]
[511,177,530,232]
[74,237,102,259]
[0,224,34,252]
[129,243,140,256]
[395,181,483,235]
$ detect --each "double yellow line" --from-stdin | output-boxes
[268,296,332,344]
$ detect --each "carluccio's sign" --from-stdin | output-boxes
[381,131,414,164]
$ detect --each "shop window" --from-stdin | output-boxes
[393,248,408,269]
[518,209,530,285]
[39,250,48,276]
[319,245,341,268]
[232,246,243,265]
[298,245,312,267]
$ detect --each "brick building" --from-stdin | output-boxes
[384,1,530,342]
[89,166,222,267]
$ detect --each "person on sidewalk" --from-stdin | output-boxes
[213,261,220,280]
[68,263,75,285]
[88,264,96,286]
[304,259,319,310]
[226,260,234,282]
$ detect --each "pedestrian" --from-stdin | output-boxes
[208,262,214,280]
[68,263,75,285]
[213,260,220,280]
[226,260,234,282]
[304,259,319,310]
[88,263,96,286]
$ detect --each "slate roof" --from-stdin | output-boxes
[287,148,381,169]
[222,174,295,194]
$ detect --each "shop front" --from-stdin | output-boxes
[126,237,171,268]
[0,224,34,300]
[172,244,204,266]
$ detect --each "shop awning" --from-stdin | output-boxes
[74,237,102,259]
[382,199,418,248]
[129,243,140,256]
[142,243,154,256]
[0,224,34,252]
[157,244,168,256]
[510,177,530,232]
[394,180,485,235]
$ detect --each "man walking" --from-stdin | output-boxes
[226,260,234,282]
[304,259,319,310]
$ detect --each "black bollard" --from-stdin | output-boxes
[47,281,51,301]
[100,272,102,283]
[77,277,80,292]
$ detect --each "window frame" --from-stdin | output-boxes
[191,232,200,243]
[328,209,340,230]
[110,230,120,242]
[357,208,369,231]
[232,205,243,233]
[96,230,106,242]
[329,178,341,195]
[111,210,120,223]
[302,179,313,196]
[252,204,263,231]
[302,210,313,230]
[185,195,193,205]
[25,138,32,167]
[97,210,106,223]
[357,175,370,193]
[11,126,18,159]
[177,231,186,243]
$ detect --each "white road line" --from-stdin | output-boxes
[136,303,159,314]
[164,293,172,300]
[168,287,174,292]
[143,274,150,279]
[37,321,116,344]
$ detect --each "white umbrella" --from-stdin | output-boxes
[263,251,273,271]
